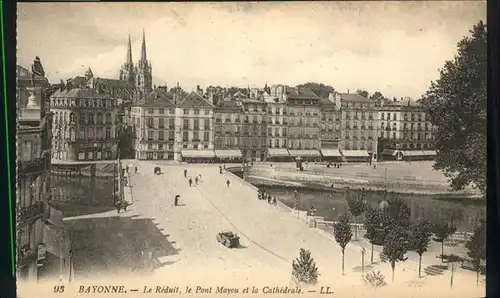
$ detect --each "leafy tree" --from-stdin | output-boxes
[364,206,383,264]
[297,82,335,98]
[356,89,369,98]
[420,21,487,195]
[370,91,385,101]
[465,219,486,284]
[334,213,353,275]
[345,190,367,240]
[408,219,432,278]
[383,194,412,232]
[431,221,457,262]
[382,225,409,282]
[292,248,319,286]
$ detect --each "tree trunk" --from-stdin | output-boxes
[342,250,345,275]
[476,270,479,285]
[354,216,358,240]
[391,262,395,283]
[370,243,374,264]
[418,254,422,278]
[441,241,444,262]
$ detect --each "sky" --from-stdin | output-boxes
[17,2,485,99]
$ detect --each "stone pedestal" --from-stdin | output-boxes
[26,86,41,109]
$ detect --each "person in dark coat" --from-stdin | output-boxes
[174,195,180,206]
[195,176,199,185]
[226,179,230,188]
[189,178,193,187]
[219,166,223,174]
[184,169,187,178]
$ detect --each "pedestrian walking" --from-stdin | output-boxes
[184,169,187,178]
[189,178,193,187]
[226,179,230,188]
[195,176,199,185]
[174,195,180,206]
[135,166,138,174]
[219,166,223,174]
[198,174,202,182]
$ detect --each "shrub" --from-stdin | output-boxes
[363,271,387,288]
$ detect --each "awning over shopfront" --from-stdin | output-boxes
[320,149,342,157]
[288,150,321,157]
[267,148,290,157]
[215,150,243,158]
[401,150,437,157]
[341,150,370,157]
[421,150,438,156]
[181,149,215,158]
[381,149,398,156]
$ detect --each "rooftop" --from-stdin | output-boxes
[50,87,112,99]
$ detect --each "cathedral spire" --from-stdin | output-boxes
[140,29,147,61]
[126,32,133,66]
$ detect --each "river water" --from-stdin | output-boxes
[259,185,485,232]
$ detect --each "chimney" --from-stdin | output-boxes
[347,89,350,94]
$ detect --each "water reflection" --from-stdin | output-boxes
[263,186,485,232]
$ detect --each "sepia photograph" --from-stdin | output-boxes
[16,2,486,297]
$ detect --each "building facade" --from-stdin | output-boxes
[236,95,268,161]
[264,94,288,150]
[339,93,379,161]
[16,58,52,282]
[50,85,119,161]
[176,91,215,161]
[319,93,342,149]
[378,98,437,160]
[130,90,176,160]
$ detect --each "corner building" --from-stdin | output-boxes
[50,86,119,161]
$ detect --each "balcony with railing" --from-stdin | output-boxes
[18,200,45,223]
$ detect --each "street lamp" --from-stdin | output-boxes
[361,247,366,276]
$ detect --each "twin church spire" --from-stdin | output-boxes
[120,29,152,93]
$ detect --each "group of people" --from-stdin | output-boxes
[257,188,277,205]
[185,169,203,187]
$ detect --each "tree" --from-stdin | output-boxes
[345,190,367,241]
[420,21,486,195]
[409,219,432,278]
[292,248,319,286]
[356,89,369,98]
[383,194,411,232]
[364,206,383,264]
[382,225,409,282]
[334,213,353,275]
[370,91,385,101]
[297,82,335,98]
[431,221,457,262]
[465,219,486,284]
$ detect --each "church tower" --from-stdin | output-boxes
[135,29,153,94]
[119,33,136,85]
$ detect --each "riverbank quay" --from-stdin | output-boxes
[246,162,481,198]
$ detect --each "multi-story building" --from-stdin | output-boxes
[16,57,52,282]
[263,92,290,161]
[339,92,378,162]
[130,90,176,160]
[176,91,215,162]
[318,93,343,161]
[49,83,119,161]
[378,98,437,161]
[213,96,244,162]
[272,85,321,161]
[236,94,268,161]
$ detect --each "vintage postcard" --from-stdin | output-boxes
[16,2,486,297]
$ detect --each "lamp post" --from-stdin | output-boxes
[361,247,366,276]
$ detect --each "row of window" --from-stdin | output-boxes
[380,112,427,121]
[51,98,117,109]
[53,112,115,125]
